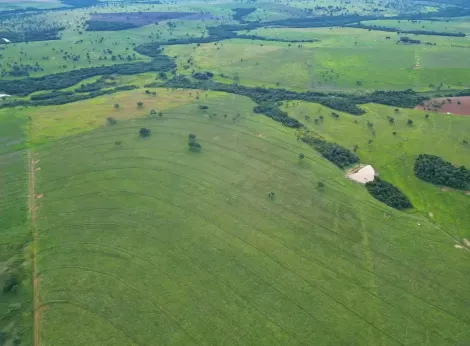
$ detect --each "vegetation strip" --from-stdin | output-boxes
[414,154,470,190]
[0,57,174,96]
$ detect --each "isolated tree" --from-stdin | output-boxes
[114,103,120,109]
[298,153,305,160]
[407,119,413,126]
[317,181,325,189]
[199,105,208,110]
[150,109,157,115]
[158,112,163,117]
[425,114,429,118]
[106,117,117,125]
[139,128,151,137]
[137,101,144,108]
[393,131,397,135]
[188,133,201,151]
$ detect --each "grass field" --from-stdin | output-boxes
[361,18,470,34]
[1,0,470,345]
[23,89,469,345]
[0,112,32,346]
[166,27,470,92]
[284,101,470,240]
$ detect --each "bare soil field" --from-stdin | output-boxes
[90,12,215,26]
[416,96,470,116]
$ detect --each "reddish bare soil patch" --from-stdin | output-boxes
[90,12,215,26]
[415,96,470,116]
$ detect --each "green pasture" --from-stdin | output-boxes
[222,27,470,91]
[29,90,470,345]
[284,101,470,240]
[361,18,470,34]
[0,112,32,346]
[0,9,214,78]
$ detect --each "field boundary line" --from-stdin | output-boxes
[29,150,40,346]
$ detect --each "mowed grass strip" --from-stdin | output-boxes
[31,92,470,345]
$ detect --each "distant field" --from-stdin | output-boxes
[166,27,470,91]
[27,89,470,345]
[360,18,470,34]
[284,101,470,240]
[0,0,63,10]
[229,27,470,91]
[89,11,216,26]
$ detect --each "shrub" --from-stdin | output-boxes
[139,128,151,137]
[106,117,117,125]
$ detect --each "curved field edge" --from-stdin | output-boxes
[29,91,470,345]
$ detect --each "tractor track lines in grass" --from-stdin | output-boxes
[38,154,468,286]
[42,209,466,344]
[182,187,469,339]
[38,299,143,346]
[36,148,456,276]
[44,187,408,344]
[38,189,350,342]
[36,225,299,343]
[37,242,252,345]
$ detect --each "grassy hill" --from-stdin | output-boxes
[284,101,470,240]
[12,89,467,345]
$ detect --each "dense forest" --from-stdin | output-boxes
[414,154,470,190]
[301,136,359,168]
[365,178,413,210]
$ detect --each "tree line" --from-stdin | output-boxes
[165,75,428,123]
[348,23,465,37]
[300,135,359,168]
[0,85,137,109]
[0,55,175,96]
[414,154,469,190]
[365,178,413,210]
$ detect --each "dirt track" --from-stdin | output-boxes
[29,151,40,346]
